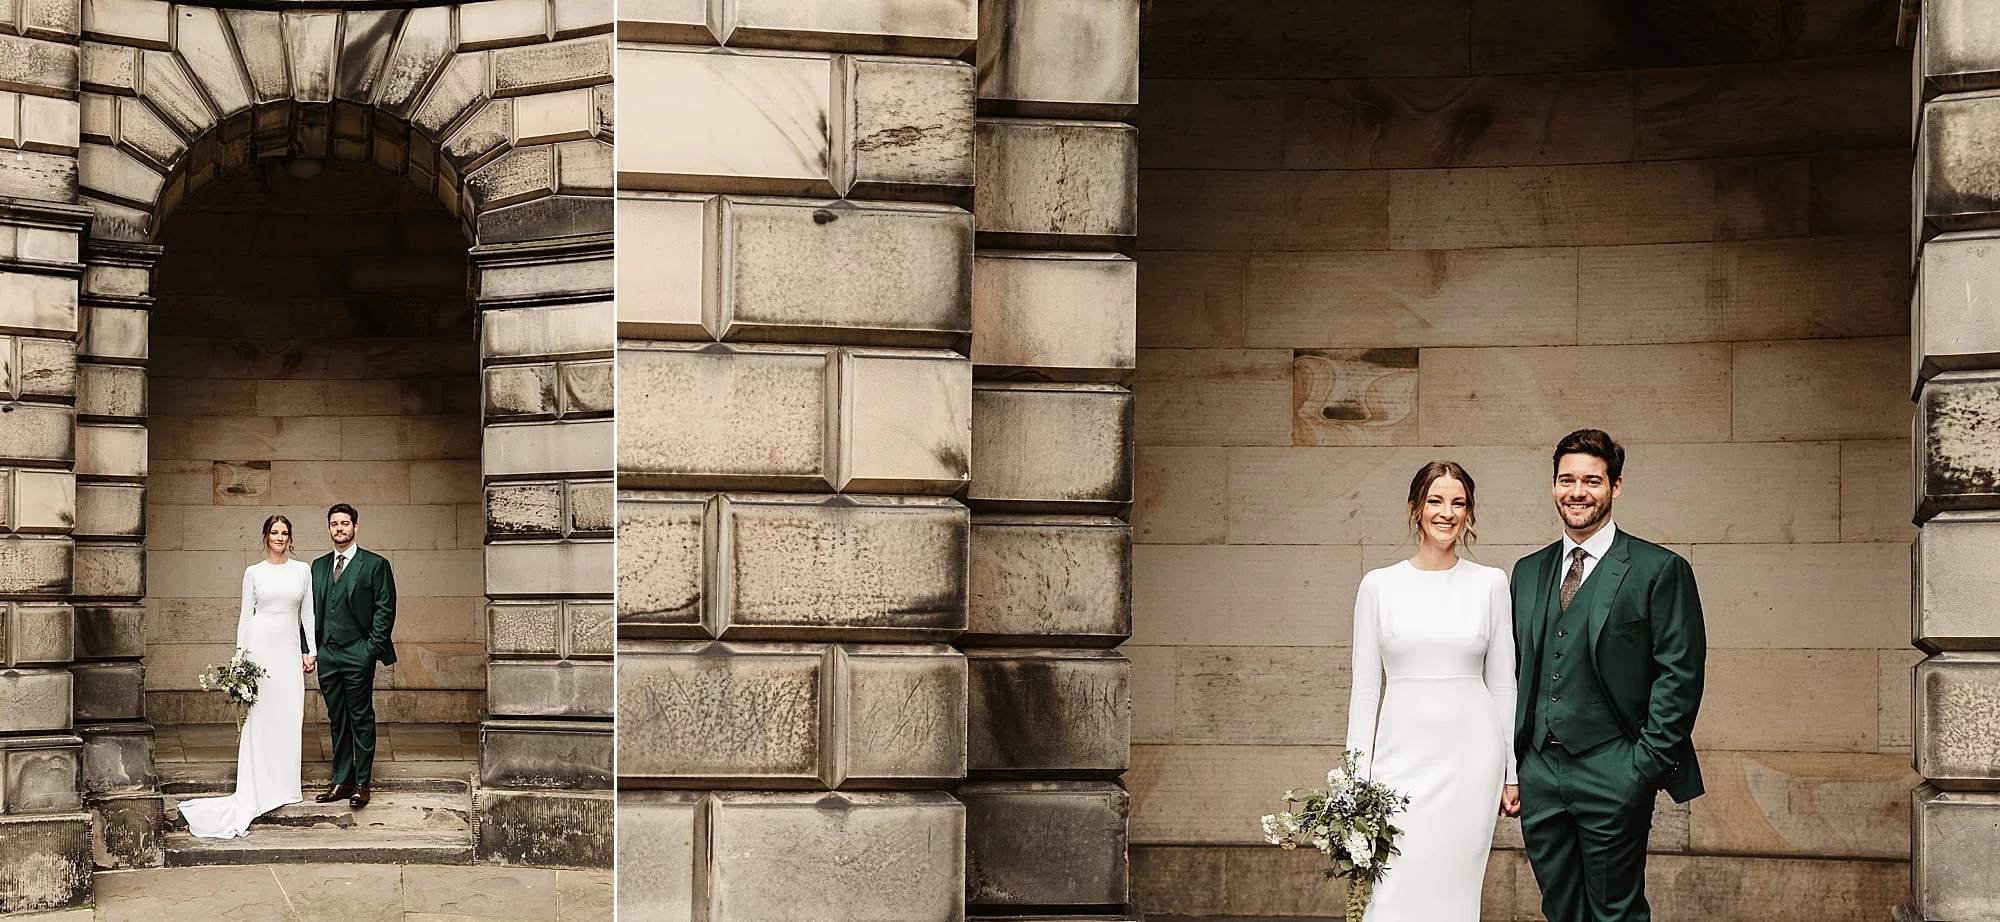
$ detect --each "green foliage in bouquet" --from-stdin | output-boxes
[197,650,266,734]
[1259,749,1411,922]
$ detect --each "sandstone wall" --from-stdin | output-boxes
[1128,2,1917,919]
[143,160,484,725]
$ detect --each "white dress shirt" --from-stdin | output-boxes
[1556,520,1618,591]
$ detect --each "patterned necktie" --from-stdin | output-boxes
[332,553,347,583]
[1560,547,1588,612]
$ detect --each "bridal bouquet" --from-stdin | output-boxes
[197,650,266,734]
[1260,749,1410,922]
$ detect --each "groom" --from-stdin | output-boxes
[311,503,397,809]
[1511,429,1705,922]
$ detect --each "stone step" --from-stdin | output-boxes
[158,759,475,795]
[162,825,476,867]
[164,789,473,832]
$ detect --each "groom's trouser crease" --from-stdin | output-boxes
[1519,738,1656,922]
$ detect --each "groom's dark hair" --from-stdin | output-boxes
[327,503,360,523]
[1553,429,1624,481]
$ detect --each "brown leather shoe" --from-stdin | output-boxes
[349,785,371,808]
[314,783,354,803]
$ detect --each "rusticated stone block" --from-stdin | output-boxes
[617,790,701,922]
[966,648,1129,775]
[0,404,74,464]
[1916,653,2000,784]
[89,791,162,870]
[0,669,71,732]
[724,0,974,55]
[487,481,564,536]
[74,482,143,538]
[974,118,1136,249]
[1916,512,2000,652]
[0,271,77,337]
[481,719,612,789]
[486,659,612,718]
[844,56,975,200]
[1916,229,2000,392]
[477,194,613,243]
[961,780,1129,907]
[1923,89,2000,232]
[972,251,1135,381]
[74,423,145,479]
[560,360,613,417]
[713,493,967,641]
[0,536,72,597]
[484,418,613,477]
[1913,784,2000,920]
[714,197,971,347]
[75,362,142,421]
[836,644,966,786]
[70,661,142,722]
[614,192,708,339]
[616,0,713,44]
[617,640,822,786]
[969,383,1133,513]
[476,788,613,869]
[0,813,91,913]
[74,604,143,660]
[617,46,837,196]
[71,542,142,599]
[1922,0,2000,95]
[968,515,1130,646]
[833,348,971,493]
[493,34,611,97]
[618,341,829,490]
[78,721,151,793]
[490,600,608,659]
[0,734,81,814]
[486,364,559,418]
[0,34,80,96]
[567,480,613,535]
[7,469,73,534]
[481,302,615,361]
[79,305,144,362]
[976,0,1139,119]
[1919,371,2000,519]
[616,490,705,637]
[16,337,76,399]
[2,602,73,667]
[485,540,612,597]
[706,791,963,922]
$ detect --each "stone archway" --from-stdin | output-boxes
[0,1,611,911]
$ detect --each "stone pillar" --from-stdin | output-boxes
[962,3,1139,917]
[614,3,979,916]
[1,0,95,909]
[72,239,160,870]
[1911,4,2000,919]
[471,235,615,868]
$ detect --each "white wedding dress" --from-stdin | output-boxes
[180,559,317,838]
[1343,558,1517,921]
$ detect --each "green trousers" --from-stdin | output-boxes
[318,648,378,787]
[1518,737,1656,922]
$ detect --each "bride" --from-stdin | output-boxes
[180,515,318,838]
[1343,461,1518,920]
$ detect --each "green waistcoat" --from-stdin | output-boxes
[1528,569,1624,752]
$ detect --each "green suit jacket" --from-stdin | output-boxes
[1511,529,1706,803]
[311,548,398,667]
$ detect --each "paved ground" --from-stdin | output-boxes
[22,864,611,921]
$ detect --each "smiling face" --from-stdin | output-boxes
[1414,474,1471,551]
[328,512,356,550]
[265,519,291,555]
[1552,452,1621,538]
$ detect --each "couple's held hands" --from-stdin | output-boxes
[302,654,317,673]
[1499,784,1521,817]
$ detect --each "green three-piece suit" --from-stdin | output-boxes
[307,548,397,788]
[1510,528,1706,922]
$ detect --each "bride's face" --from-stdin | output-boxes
[265,521,291,555]
[1415,475,1469,550]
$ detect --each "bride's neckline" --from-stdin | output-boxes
[1404,556,1464,573]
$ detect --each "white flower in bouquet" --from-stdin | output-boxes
[1344,830,1374,869]
[1254,749,1410,922]
[1327,764,1351,789]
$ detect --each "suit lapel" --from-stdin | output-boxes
[1520,542,1559,664]
[1584,531,1634,652]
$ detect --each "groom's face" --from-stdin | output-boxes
[328,513,356,549]
[1552,453,1621,532]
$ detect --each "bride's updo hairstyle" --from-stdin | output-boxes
[1406,460,1478,549]
[262,514,294,555]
